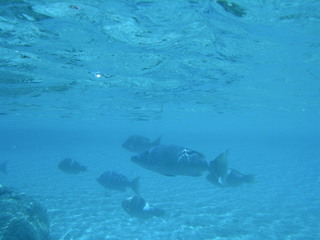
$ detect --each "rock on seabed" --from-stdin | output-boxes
[0,184,50,240]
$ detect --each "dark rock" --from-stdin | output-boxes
[0,184,50,240]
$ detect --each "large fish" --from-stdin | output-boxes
[122,135,161,153]
[97,171,140,194]
[131,144,209,177]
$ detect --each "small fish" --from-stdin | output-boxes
[121,195,165,219]
[97,171,139,194]
[0,161,7,174]
[207,169,255,187]
[207,150,255,187]
[122,135,161,153]
[58,158,87,174]
[131,144,208,177]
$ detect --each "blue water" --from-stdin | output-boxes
[1,0,320,239]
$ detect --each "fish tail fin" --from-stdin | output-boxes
[0,161,7,174]
[131,176,140,195]
[208,149,229,177]
[152,136,161,146]
[243,174,256,183]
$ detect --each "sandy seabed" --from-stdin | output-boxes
[1,135,319,240]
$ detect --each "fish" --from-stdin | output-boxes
[206,150,256,187]
[121,195,165,219]
[58,158,87,174]
[131,144,209,177]
[96,171,140,194]
[122,135,161,153]
[207,169,255,187]
[0,161,7,174]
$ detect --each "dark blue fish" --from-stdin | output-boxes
[0,161,7,174]
[121,195,165,219]
[58,158,87,174]
[122,135,161,153]
[97,171,140,194]
[131,144,208,177]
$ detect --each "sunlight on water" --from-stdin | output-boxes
[0,0,318,121]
